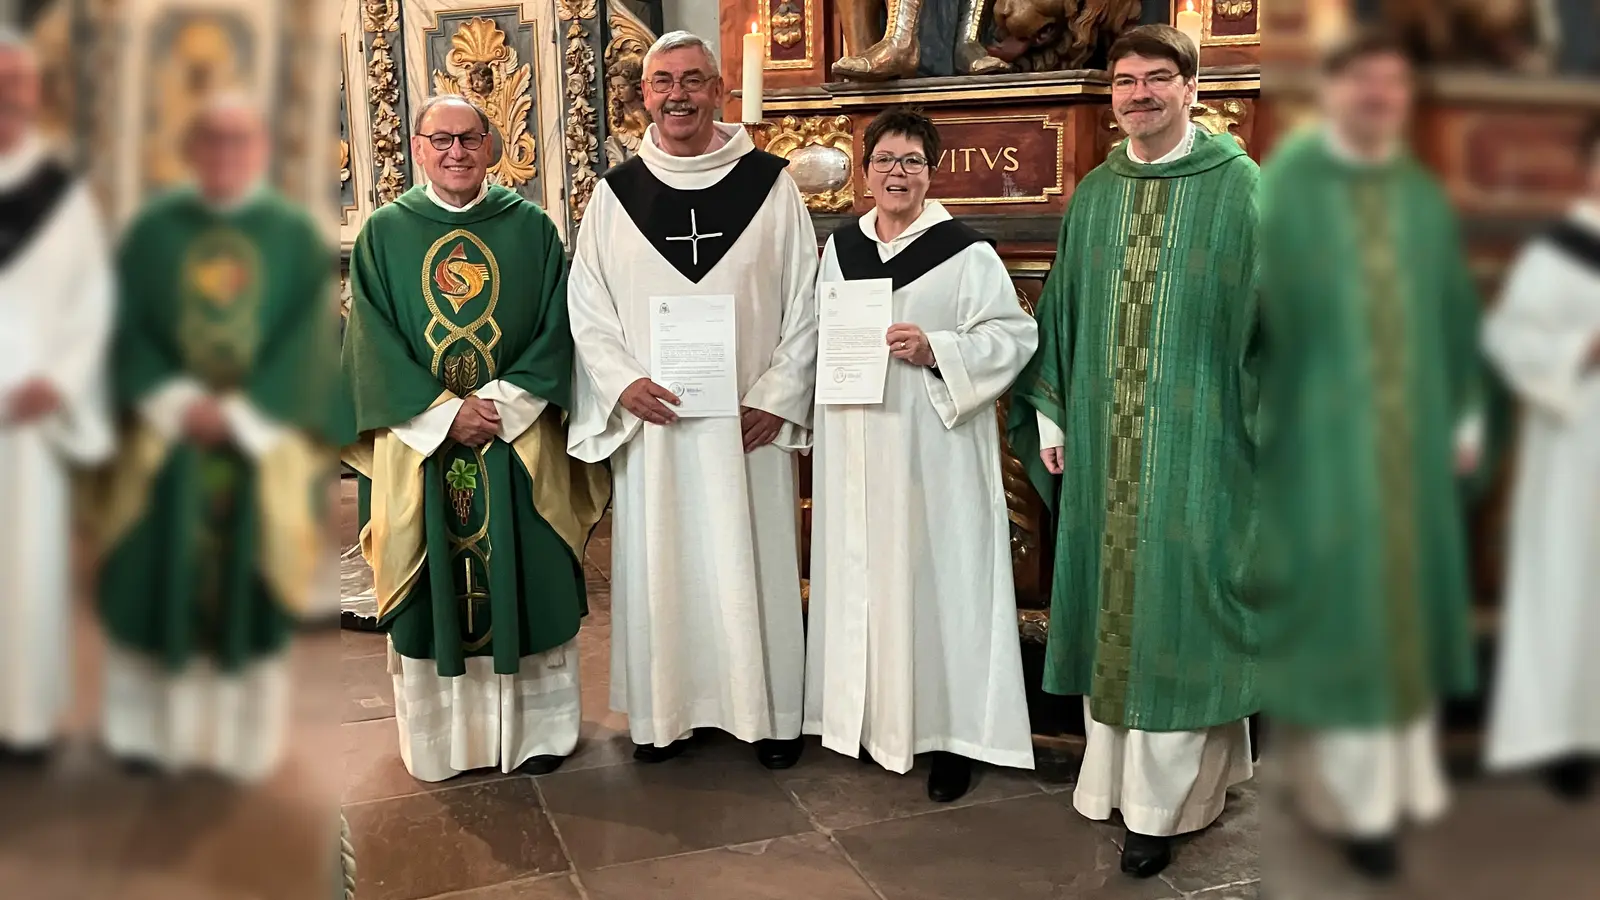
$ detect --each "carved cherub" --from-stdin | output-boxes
[987,0,1142,72]
[833,0,1009,80]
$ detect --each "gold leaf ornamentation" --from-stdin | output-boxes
[363,0,406,205]
[754,115,854,213]
[1215,0,1255,21]
[603,3,655,166]
[431,17,539,188]
[560,12,600,224]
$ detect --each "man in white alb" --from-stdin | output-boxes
[0,29,115,764]
[568,31,819,768]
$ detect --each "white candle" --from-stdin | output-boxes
[742,24,765,124]
[1176,0,1203,53]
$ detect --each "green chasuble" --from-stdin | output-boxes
[340,185,608,678]
[100,187,338,672]
[1007,130,1261,732]
[1258,131,1480,729]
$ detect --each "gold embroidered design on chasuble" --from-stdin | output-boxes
[421,228,502,651]
[179,228,262,388]
[1091,178,1171,727]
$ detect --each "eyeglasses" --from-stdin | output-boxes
[647,73,712,94]
[420,131,488,151]
[869,153,930,175]
[1111,71,1185,92]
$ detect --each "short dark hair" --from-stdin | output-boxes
[863,106,941,168]
[1107,24,1198,81]
[1322,28,1413,76]
[413,94,491,135]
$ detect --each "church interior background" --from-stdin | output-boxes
[5,0,1598,898]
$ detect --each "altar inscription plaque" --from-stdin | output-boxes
[857,111,1067,208]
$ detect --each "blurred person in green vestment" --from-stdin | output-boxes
[1259,31,1485,879]
[1007,25,1261,879]
[94,95,339,782]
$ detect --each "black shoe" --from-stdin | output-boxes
[515,755,566,776]
[1120,830,1173,878]
[1344,835,1400,880]
[1545,757,1594,802]
[858,745,875,765]
[756,738,804,770]
[117,756,163,778]
[0,744,53,769]
[633,738,691,764]
[926,752,973,802]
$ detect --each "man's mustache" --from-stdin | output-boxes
[1121,100,1163,112]
[662,100,699,114]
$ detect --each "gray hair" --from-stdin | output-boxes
[413,94,491,135]
[643,31,719,76]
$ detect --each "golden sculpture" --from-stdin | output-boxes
[833,0,1008,80]
[1215,0,1255,18]
[363,0,406,205]
[432,17,539,188]
[772,2,806,47]
[604,3,655,167]
[755,115,855,212]
[560,4,601,224]
[144,17,248,192]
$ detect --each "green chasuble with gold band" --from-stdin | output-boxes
[98,187,338,672]
[1007,130,1261,733]
[339,185,609,679]
[1257,131,1480,729]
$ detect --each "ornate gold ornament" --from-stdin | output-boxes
[1215,0,1255,19]
[560,5,601,225]
[431,17,539,188]
[772,2,805,48]
[755,115,854,213]
[603,3,655,167]
[1190,98,1250,151]
[339,140,351,185]
[363,0,406,205]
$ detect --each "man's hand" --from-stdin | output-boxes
[4,377,62,424]
[183,396,232,447]
[620,378,680,425]
[1455,440,1481,477]
[449,397,501,447]
[740,407,784,453]
[1040,446,1065,475]
[887,323,937,368]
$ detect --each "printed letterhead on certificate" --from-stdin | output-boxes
[649,295,740,418]
[816,279,893,405]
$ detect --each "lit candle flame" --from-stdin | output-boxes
[1182,0,1196,12]
[751,21,759,35]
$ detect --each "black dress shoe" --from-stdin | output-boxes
[756,738,804,770]
[858,745,875,765]
[1545,757,1594,802]
[926,752,973,802]
[0,744,54,769]
[1120,830,1173,878]
[633,738,691,763]
[515,755,566,776]
[1344,835,1400,880]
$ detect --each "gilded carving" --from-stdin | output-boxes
[772,2,805,48]
[431,17,538,188]
[604,4,655,167]
[1214,0,1254,18]
[363,0,406,205]
[1018,609,1050,643]
[1104,99,1250,154]
[560,6,601,224]
[755,115,854,212]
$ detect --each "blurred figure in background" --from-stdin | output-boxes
[1260,31,1484,879]
[0,27,115,763]
[93,94,337,783]
[1482,117,1600,800]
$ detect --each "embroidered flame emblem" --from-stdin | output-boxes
[191,256,251,306]
[432,241,490,313]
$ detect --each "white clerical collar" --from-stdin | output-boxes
[425,181,489,212]
[0,133,48,191]
[1127,123,1197,165]
[639,121,752,173]
[861,200,951,246]
[199,180,267,214]
[1323,125,1400,167]
[1571,201,1600,235]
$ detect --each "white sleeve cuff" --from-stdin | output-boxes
[391,398,464,457]
[221,394,290,460]
[1454,412,1485,460]
[1037,410,1065,448]
[138,377,209,442]
[475,380,548,443]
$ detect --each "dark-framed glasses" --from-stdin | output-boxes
[421,131,488,151]
[1111,71,1184,92]
[648,72,711,94]
[869,153,930,175]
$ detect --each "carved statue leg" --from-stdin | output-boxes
[831,0,923,80]
[954,0,1009,75]
[838,0,881,60]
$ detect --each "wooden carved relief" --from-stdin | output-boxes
[431,16,539,188]
[754,115,854,212]
[363,0,407,205]
[558,0,601,226]
[603,3,655,167]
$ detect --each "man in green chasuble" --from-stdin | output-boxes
[1259,33,1483,879]
[1007,25,1259,878]
[96,97,337,782]
[340,96,608,782]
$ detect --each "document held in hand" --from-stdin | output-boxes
[815,278,893,405]
[649,294,740,417]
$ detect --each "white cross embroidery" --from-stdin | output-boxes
[664,208,724,266]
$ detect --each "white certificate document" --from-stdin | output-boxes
[650,294,740,418]
[815,279,893,405]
